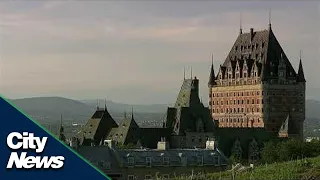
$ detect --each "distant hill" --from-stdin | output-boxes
[80,99,168,114]
[10,97,96,123]
[8,97,320,130]
[9,97,167,125]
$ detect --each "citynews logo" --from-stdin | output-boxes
[6,132,65,169]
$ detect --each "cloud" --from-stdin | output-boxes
[0,1,319,103]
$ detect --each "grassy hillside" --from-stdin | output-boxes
[173,156,320,180]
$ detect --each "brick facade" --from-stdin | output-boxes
[208,25,306,139]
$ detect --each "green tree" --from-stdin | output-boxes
[261,141,279,163]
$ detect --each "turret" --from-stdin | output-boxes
[208,54,216,87]
[59,114,66,142]
[297,59,306,82]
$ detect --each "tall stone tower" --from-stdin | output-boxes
[208,23,306,139]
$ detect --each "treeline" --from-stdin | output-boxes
[261,138,320,164]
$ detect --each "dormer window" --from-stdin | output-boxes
[256,43,259,49]
[163,157,170,166]
[235,46,238,51]
[262,42,265,48]
[197,156,204,166]
[279,71,284,77]
[214,155,220,166]
[128,157,134,167]
[146,157,152,167]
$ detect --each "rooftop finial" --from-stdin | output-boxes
[96,99,99,110]
[104,98,107,110]
[131,106,134,119]
[211,53,214,65]
[183,66,186,80]
[60,114,63,128]
[269,8,272,29]
[124,110,127,118]
[191,66,193,79]
[240,12,243,34]
[300,50,302,60]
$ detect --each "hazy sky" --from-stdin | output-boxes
[0,1,319,104]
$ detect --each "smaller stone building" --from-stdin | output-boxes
[75,138,228,180]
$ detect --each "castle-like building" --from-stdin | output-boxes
[208,23,306,139]
[70,22,306,178]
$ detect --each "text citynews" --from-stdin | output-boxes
[6,132,65,169]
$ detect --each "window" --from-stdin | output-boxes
[105,162,111,170]
[197,156,203,166]
[163,157,170,166]
[128,157,134,167]
[146,157,152,167]
[279,71,285,77]
[214,155,220,166]
[128,175,135,180]
[145,175,152,180]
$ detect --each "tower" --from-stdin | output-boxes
[208,20,306,139]
[59,114,66,142]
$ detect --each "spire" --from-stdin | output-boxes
[240,12,243,34]
[96,99,99,110]
[191,66,193,79]
[268,9,272,30]
[60,114,63,132]
[104,98,107,110]
[208,53,216,87]
[183,67,186,80]
[131,106,134,120]
[59,114,66,142]
[297,51,306,82]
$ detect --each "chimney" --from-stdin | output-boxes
[206,138,216,150]
[104,139,116,149]
[250,28,254,41]
[157,137,169,150]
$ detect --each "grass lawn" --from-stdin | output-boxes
[173,156,320,180]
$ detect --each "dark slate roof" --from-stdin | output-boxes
[217,26,298,81]
[208,63,216,87]
[77,145,228,170]
[139,128,172,148]
[216,128,276,158]
[168,77,215,135]
[297,59,306,82]
[174,79,194,108]
[278,114,295,135]
[79,107,118,145]
[107,114,140,145]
